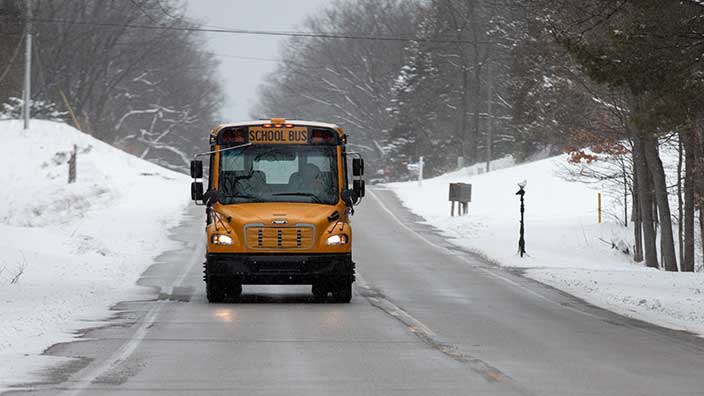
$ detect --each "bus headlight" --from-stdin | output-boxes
[326,234,348,246]
[211,234,233,245]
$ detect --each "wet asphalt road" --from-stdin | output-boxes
[7,188,704,395]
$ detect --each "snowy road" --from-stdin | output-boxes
[7,188,704,395]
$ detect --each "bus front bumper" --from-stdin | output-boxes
[205,253,355,285]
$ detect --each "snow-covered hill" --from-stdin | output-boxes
[0,120,190,389]
[389,155,704,335]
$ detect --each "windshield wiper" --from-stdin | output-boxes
[272,192,318,197]
[272,192,323,203]
[223,193,259,200]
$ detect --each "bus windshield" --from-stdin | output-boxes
[218,145,339,205]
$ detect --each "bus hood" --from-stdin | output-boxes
[214,202,341,227]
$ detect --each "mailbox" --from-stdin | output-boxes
[449,183,472,202]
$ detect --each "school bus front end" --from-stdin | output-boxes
[189,119,365,303]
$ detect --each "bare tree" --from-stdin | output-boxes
[21,0,222,171]
[254,0,419,169]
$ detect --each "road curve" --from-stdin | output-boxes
[7,187,704,395]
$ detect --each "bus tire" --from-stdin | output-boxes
[206,278,225,303]
[227,283,242,302]
[312,283,328,302]
[332,281,352,303]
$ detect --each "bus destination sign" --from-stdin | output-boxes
[248,127,308,144]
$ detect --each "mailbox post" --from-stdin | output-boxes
[449,183,472,216]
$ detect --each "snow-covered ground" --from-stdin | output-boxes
[0,120,189,390]
[389,155,704,335]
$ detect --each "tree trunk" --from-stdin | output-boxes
[682,131,696,272]
[700,208,704,271]
[471,63,482,163]
[642,133,678,271]
[632,165,643,262]
[633,136,658,268]
[460,66,470,160]
[694,127,704,271]
[677,135,684,267]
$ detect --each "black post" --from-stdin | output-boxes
[516,186,526,257]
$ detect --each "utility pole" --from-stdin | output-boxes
[485,60,492,173]
[22,0,32,130]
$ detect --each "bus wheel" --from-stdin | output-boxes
[206,278,225,303]
[312,283,328,302]
[332,281,352,303]
[227,283,242,302]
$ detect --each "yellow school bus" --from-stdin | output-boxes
[189,119,365,303]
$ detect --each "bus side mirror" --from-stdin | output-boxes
[191,181,204,202]
[190,160,203,179]
[353,179,365,198]
[352,158,364,177]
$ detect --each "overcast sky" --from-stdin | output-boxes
[185,0,333,122]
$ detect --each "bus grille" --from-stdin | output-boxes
[245,225,315,250]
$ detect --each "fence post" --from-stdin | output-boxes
[68,144,77,184]
[598,192,602,224]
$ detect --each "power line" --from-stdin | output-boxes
[204,52,334,71]
[27,17,497,45]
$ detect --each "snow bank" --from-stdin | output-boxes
[389,155,704,336]
[0,120,190,389]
